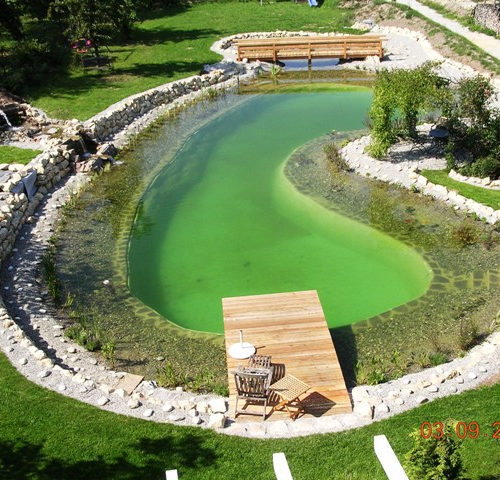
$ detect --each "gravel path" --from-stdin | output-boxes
[395,0,500,60]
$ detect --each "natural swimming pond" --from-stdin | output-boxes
[56,75,500,386]
[128,89,432,333]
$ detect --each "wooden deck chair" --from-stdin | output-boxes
[247,354,272,369]
[234,370,272,420]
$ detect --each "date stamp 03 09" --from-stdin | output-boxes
[420,421,500,440]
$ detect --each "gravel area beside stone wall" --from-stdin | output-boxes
[0,30,499,439]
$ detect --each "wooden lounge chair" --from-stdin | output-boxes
[234,369,273,420]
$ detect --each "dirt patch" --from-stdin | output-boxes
[479,370,500,386]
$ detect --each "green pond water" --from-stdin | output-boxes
[128,90,433,333]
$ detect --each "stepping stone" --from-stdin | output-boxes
[114,373,144,396]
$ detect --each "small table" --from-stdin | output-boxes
[269,374,310,420]
[228,342,256,359]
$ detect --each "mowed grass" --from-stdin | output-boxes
[28,1,354,120]
[0,352,499,479]
[0,146,41,165]
[422,169,500,211]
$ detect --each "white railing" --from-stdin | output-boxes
[165,436,409,479]
[374,435,410,480]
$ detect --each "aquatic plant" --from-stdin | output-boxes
[41,248,61,302]
[323,142,350,172]
[428,352,448,367]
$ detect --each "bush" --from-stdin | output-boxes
[461,155,500,180]
[367,63,446,157]
[0,36,69,93]
[404,421,466,480]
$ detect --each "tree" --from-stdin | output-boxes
[50,0,141,55]
[110,0,139,41]
[0,0,24,40]
[50,0,113,58]
[367,62,448,158]
[446,75,500,177]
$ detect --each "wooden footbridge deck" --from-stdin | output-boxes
[236,35,384,63]
[223,290,351,422]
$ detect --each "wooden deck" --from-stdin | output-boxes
[222,290,351,422]
[236,35,384,63]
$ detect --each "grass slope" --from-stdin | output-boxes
[422,169,500,211]
[28,1,353,120]
[0,352,498,479]
[0,146,41,165]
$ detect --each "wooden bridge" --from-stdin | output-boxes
[236,35,384,63]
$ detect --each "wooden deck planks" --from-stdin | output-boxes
[223,290,351,422]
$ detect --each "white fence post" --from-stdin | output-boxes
[374,435,410,480]
[165,470,179,480]
[273,452,294,480]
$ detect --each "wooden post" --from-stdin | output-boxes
[308,42,311,68]
[343,40,347,59]
[273,43,277,63]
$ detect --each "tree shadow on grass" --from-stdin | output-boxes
[0,434,217,480]
[28,60,209,105]
[130,27,220,47]
[138,5,192,23]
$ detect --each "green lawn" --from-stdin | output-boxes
[0,146,41,165]
[0,352,499,479]
[28,1,354,120]
[422,169,500,211]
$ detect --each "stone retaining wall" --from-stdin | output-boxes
[473,4,500,35]
[0,146,73,264]
[85,69,234,142]
[449,168,500,190]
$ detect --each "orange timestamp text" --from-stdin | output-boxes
[420,421,500,440]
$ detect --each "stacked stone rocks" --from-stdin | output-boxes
[449,169,500,190]
[473,4,500,35]
[0,145,73,265]
[86,69,229,142]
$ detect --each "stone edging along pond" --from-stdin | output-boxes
[0,30,499,439]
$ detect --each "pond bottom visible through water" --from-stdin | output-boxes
[55,79,500,389]
[128,89,432,334]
